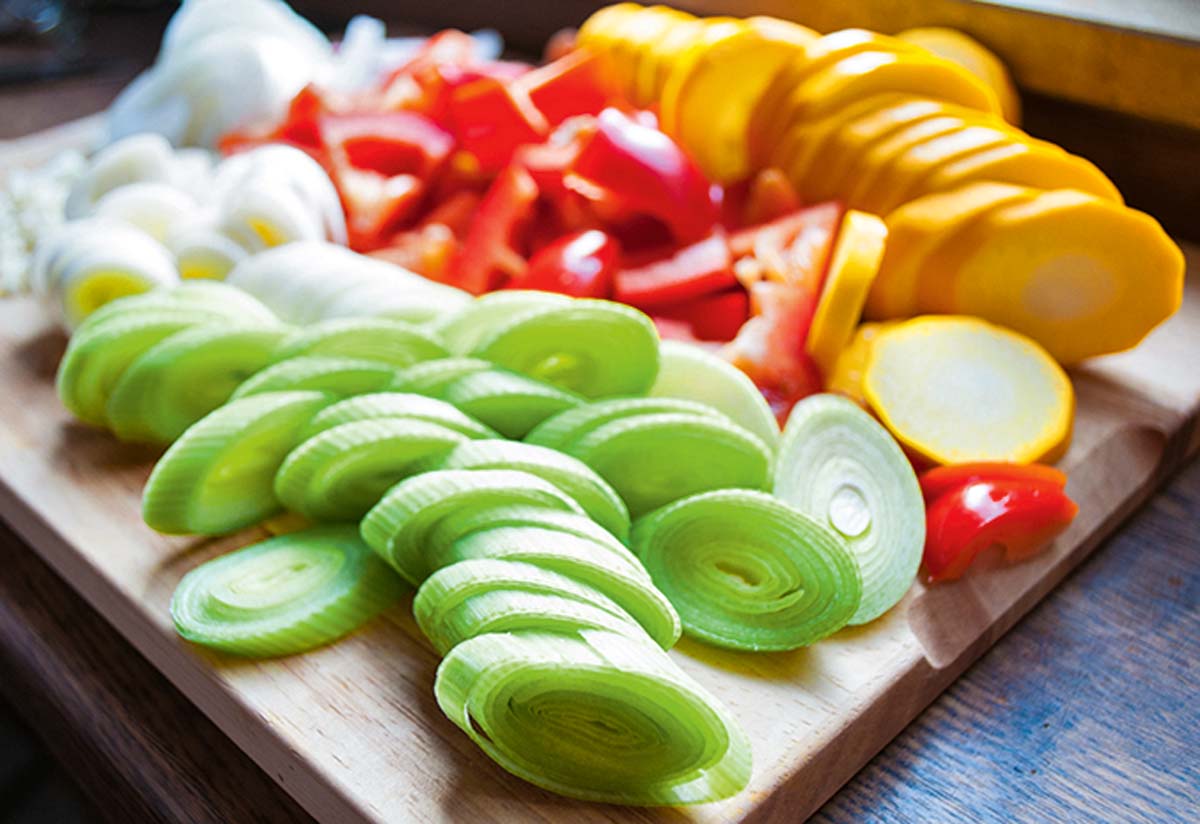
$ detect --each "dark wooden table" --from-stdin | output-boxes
[1,7,1197,824]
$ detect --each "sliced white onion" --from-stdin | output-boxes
[64,134,176,218]
[166,220,251,281]
[93,182,198,242]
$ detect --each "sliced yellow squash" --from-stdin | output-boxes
[898,27,1021,125]
[863,315,1074,464]
[825,322,896,406]
[807,211,888,376]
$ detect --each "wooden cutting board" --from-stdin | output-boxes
[2,120,1198,823]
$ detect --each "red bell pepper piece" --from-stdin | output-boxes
[320,112,454,179]
[653,288,750,342]
[742,168,802,228]
[333,167,426,252]
[515,50,612,126]
[421,190,481,240]
[506,229,619,299]
[369,223,458,282]
[567,108,718,246]
[921,464,1078,583]
[613,233,736,309]
[449,77,549,173]
[729,201,841,293]
[453,164,540,294]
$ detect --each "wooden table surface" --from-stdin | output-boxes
[1,7,1197,824]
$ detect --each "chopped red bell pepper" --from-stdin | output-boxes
[421,190,481,240]
[921,464,1078,583]
[567,108,718,246]
[320,112,454,179]
[369,223,458,281]
[729,201,841,292]
[613,233,736,309]
[333,166,426,252]
[448,77,549,173]
[515,50,611,126]
[506,229,619,298]
[742,168,802,228]
[653,288,750,342]
[453,164,540,294]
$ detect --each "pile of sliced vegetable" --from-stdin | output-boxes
[17,0,1193,808]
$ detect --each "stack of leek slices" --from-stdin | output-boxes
[56,284,926,805]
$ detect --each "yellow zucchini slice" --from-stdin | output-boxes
[865,182,1036,319]
[933,189,1184,363]
[863,315,1074,464]
[826,322,896,406]
[807,211,888,376]
[898,27,1022,125]
[916,138,1122,203]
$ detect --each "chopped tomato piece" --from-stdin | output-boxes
[613,233,736,309]
[453,164,540,293]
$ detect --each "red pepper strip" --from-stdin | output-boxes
[567,108,718,246]
[613,233,735,309]
[449,77,549,174]
[729,201,841,293]
[369,223,458,282]
[514,135,587,203]
[923,477,1078,583]
[319,112,454,179]
[333,167,426,252]
[453,164,540,294]
[920,462,1069,503]
[506,229,619,299]
[654,289,749,342]
[421,190,481,240]
[218,84,329,155]
[515,50,612,126]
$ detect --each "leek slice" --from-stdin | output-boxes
[143,391,332,535]
[395,357,493,396]
[303,392,498,440]
[650,340,781,449]
[428,440,631,541]
[229,356,397,400]
[567,413,773,517]
[106,324,288,443]
[435,630,751,805]
[525,397,731,451]
[171,525,406,657]
[447,525,680,650]
[631,489,861,650]
[472,300,660,398]
[360,469,584,584]
[434,291,572,355]
[774,393,925,624]
[82,280,278,329]
[56,308,226,426]
[274,419,468,521]
[440,370,584,439]
[274,317,448,367]
[413,559,650,654]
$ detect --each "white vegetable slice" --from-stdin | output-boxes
[64,133,175,218]
[92,182,198,242]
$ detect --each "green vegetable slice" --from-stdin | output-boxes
[631,489,861,650]
[274,418,468,521]
[303,392,498,440]
[434,290,572,355]
[56,308,225,425]
[440,370,584,439]
[143,391,332,535]
[274,317,448,366]
[395,357,493,396]
[435,629,751,805]
[774,393,925,625]
[106,324,288,443]
[360,469,584,584]
[81,281,278,329]
[448,524,680,649]
[413,558,650,654]
[229,356,397,400]
[567,412,773,517]
[171,525,406,657]
[524,397,731,451]
[651,340,781,450]
[472,300,660,398]
[428,440,630,541]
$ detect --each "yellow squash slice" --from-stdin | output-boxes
[898,27,1021,125]
[863,316,1074,464]
[807,211,888,376]
[826,322,896,406]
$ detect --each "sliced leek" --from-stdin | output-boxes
[632,489,861,650]
[434,290,572,355]
[171,525,406,657]
[303,392,498,440]
[525,397,731,451]
[229,356,397,400]
[440,369,584,439]
[396,357,493,396]
[274,317,448,367]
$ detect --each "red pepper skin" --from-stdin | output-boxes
[920,462,1069,503]
[613,233,736,309]
[334,167,426,252]
[506,229,619,299]
[728,202,841,292]
[452,164,540,294]
[515,51,612,126]
[653,289,749,342]
[320,112,454,179]
[568,108,718,246]
[922,469,1078,583]
[449,77,549,174]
